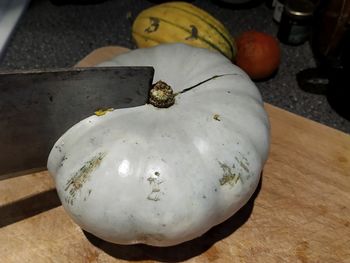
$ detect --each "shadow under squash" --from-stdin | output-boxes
[84,174,263,262]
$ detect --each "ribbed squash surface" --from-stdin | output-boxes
[132,2,236,60]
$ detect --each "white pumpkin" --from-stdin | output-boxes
[47,43,270,247]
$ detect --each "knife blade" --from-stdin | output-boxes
[0,66,154,179]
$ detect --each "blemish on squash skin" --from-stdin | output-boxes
[185,25,199,40]
[145,17,160,33]
[218,161,241,187]
[55,144,63,153]
[94,108,114,116]
[147,171,163,201]
[213,114,221,121]
[64,152,105,205]
[215,155,250,190]
[235,155,250,173]
[59,155,68,167]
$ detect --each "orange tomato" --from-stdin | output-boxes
[235,31,281,80]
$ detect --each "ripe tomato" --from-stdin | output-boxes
[235,31,281,80]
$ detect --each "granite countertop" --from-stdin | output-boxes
[1,0,349,134]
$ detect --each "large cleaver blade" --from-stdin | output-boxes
[0,66,154,179]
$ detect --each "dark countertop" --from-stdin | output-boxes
[1,0,349,134]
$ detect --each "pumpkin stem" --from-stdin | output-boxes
[149,81,175,108]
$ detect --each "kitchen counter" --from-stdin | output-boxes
[1,0,349,134]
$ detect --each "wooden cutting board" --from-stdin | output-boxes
[1,46,350,263]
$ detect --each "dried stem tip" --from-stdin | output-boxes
[149,80,175,108]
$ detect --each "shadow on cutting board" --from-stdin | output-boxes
[0,188,60,228]
[84,174,263,262]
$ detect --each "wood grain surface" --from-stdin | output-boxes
[1,46,349,263]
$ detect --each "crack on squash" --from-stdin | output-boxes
[64,152,105,205]
[175,73,241,96]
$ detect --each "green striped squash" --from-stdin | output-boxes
[132,2,236,61]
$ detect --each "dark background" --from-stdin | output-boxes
[1,0,349,133]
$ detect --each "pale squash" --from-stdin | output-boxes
[48,44,270,247]
[132,1,236,60]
